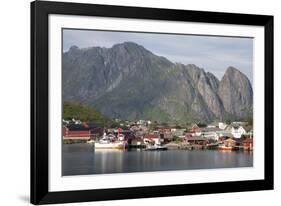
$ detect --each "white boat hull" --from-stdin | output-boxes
[94,141,126,149]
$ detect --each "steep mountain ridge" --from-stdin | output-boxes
[63,42,253,123]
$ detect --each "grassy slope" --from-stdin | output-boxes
[63,101,114,127]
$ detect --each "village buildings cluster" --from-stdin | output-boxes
[62,118,253,151]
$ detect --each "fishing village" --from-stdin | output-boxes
[63,118,253,152]
[61,34,255,175]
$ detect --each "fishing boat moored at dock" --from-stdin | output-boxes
[94,132,126,149]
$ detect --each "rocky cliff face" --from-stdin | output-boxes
[63,42,253,123]
[218,66,253,118]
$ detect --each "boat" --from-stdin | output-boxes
[144,138,168,151]
[218,144,236,150]
[94,132,126,149]
[94,140,126,149]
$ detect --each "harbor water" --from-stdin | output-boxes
[62,143,253,176]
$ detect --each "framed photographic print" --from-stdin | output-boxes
[31,0,274,204]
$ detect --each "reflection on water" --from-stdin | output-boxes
[62,143,253,176]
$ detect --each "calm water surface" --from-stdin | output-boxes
[62,143,253,176]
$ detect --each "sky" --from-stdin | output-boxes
[63,29,253,83]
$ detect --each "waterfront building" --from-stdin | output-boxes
[143,133,164,145]
[186,136,208,145]
[222,138,237,147]
[63,124,91,140]
[231,125,253,138]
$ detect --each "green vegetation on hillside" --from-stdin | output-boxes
[223,109,253,125]
[143,106,171,123]
[242,109,253,125]
[63,101,114,127]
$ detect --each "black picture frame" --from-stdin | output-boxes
[31,0,274,204]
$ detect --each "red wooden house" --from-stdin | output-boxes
[63,125,91,140]
[186,136,208,145]
[191,124,200,133]
[144,133,159,139]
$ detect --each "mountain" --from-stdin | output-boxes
[218,66,253,118]
[62,42,253,123]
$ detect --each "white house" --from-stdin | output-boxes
[231,125,253,138]
[218,122,228,130]
[231,126,245,138]
[203,131,219,141]
[200,127,221,141]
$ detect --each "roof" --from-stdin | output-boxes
[224,125,233,131]
[242,125,253,132]
[224,138,236,143]
[144,134,159,139]
[231,124,240,129]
